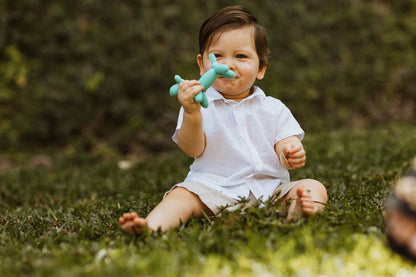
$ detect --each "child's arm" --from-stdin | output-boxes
[274,135,306,169]
[176,80,206,157]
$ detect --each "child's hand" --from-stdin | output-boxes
[178,80,205,114]
[275,136,306,170]
[280,143,306,169]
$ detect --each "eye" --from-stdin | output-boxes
[236,54,247,59]
[214,53,222,58]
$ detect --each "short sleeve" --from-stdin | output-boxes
[274,104,304,144]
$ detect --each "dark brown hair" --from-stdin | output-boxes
[199,6,269,70]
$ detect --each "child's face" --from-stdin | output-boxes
[197,26,267,101]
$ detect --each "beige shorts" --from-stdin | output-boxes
[164,180,300,215]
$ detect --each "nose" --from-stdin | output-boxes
[220,57,235,70]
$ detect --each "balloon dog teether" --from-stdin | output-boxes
[169,53,235,108]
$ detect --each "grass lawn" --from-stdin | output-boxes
[1,125,416,276]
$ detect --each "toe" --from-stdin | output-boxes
[296,186,304,196]
[127,212,138,220]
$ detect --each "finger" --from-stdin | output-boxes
[180,80,202,90]
[287,156,306,166]
[190,85,205,97]
[284,144,301,155]
[178,86,204,105]
[179,80,200,88]
[179,83,204,98]
[287,149,305,159]
[288,155,306,163]
[289,161,305,168]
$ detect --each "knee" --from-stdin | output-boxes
[299,179,328,201]
[165,187,206,208]
[165,186,212,217]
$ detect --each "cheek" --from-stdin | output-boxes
[238,64,260,79]
[237,61,256,72]
[201,64,211,75]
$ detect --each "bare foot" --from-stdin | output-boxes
[119,212,148,235]
[286,187,324,221]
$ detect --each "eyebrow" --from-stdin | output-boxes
[208,48,255,54]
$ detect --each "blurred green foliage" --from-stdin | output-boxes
[0,0,415,152]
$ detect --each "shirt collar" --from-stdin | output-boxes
[205,86,266,103]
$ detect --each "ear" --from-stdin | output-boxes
[256,64,267,80]
[197,54,205,77]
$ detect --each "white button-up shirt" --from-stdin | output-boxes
[172,87,304,201]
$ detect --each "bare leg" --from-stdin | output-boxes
[284,179,328,221]
[119,187,213,235]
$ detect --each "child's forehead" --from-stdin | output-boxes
[207,26,254,48]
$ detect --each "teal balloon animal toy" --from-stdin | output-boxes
[169,53,235,108]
